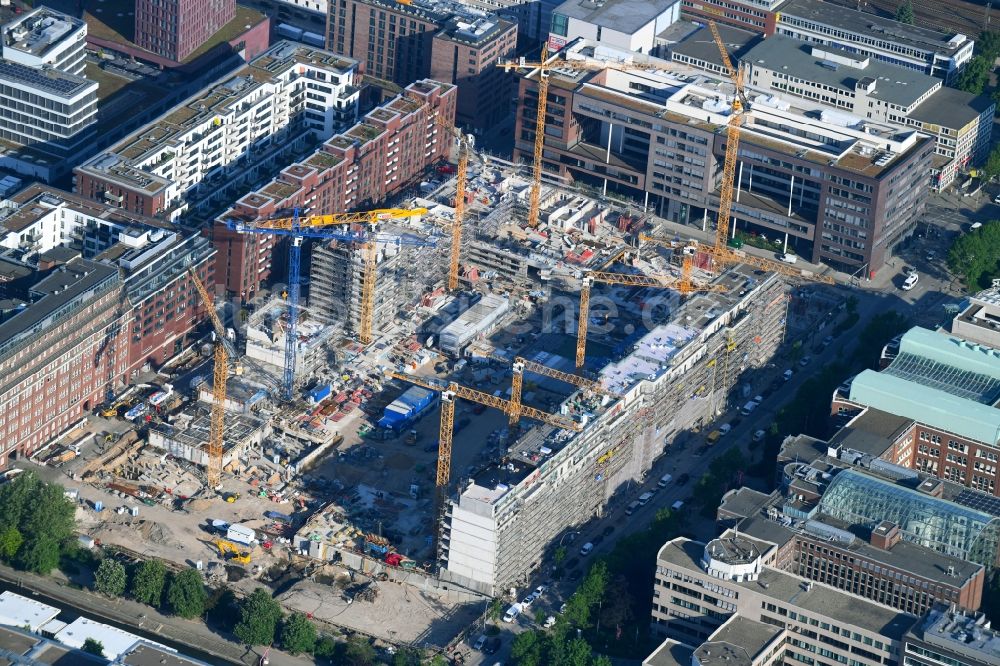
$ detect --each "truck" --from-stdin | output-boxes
[740,401,757,416]
[226,524,255,546]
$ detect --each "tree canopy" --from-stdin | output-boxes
[956,55,992,94]
[279,613,317,655]
[0,472,76,574]
[130,560,167,607]
[94,559,127,597]
[166,569,208,619]
[948,221,1000,288]
[234,588,283,647]
[895,0,914,24]
[81,639,105,657]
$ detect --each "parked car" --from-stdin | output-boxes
[485,638,501,654]
[753,429,766,443]
[799,356,812,367]
[719,423,732,436]
[677,473,691,485]
[535,584,548,596]
[580,542,594,556]
[474,635,487,651]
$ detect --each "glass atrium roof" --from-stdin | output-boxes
[884,352,1000,404]
[819,469,1000,567]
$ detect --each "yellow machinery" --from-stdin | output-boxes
[499,355,617,425]
[388,371,581,521]
[499,51,661,228]
[433,114,475,292]
[244,208,428,345]
[189,269,229,490]
[215,539,251,564]
[669,23,836,286]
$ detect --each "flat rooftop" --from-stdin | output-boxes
[121,643,208,666]
[777,0,971,57]
[696,616,782,666]
[742,35,940,110]
[553,0,680,34]
[644,638,696,666]
[670,23,760,69]
[4,7,84,58]
[827,408,913,457]
[909,86,995,128]
[659,538,918,640]
[910,608,1000,666]
[0,59,94,98]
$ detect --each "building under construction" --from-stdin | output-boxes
[439,264,788,595]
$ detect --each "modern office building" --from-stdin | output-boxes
[547,0,681,54]
[440,264,787,595]
[74,42,360,223]
[215,79,456,300]
[905,607,1000,666]
[652,535,918,657]
[953,283,1000,350]
[774,0,974,83]
[326,0,516,130]
[717,486,986,615]
[742,35,994,190]
[2,7,87,75]
[832,326,1000,496]
[512,41,933,275]
[135,0,236,62]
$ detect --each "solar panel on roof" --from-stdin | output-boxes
[0,61,86,96]
[953,489,1000,517]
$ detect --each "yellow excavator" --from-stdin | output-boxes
[214,539,251,564]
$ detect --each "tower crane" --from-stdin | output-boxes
[490,355,616,425]
[663,22,835,286]
[227,207,431,399]
[499,50,663,228]
[188,269,232,489]
[432,113,480,291]
[388,371,581,524]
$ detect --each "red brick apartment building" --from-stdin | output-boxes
[0,186,215,464]
[327,0,515,130]
[214,79,456,299]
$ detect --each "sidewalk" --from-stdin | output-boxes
[0,565,312,666]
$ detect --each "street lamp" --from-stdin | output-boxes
[559,531,579,547]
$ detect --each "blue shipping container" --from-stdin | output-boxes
[309,384,332,404]
[377,386,437,430]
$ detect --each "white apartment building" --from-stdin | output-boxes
[548,0,681,53]
[0,60,97,181]
[742,35,994,190]
[775,0,973,83]
[2,7,87,76]
[74,41,360,221]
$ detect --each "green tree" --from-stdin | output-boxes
[391,647,422,665]
[342,636,377,665]
[982,145,1000,180]
[553,545,567,566]
[81,638,105,657]
[165,569,208,619]
[130,560,167,607]
[234,588,284,647]
[0,527,23,561]
[0,472,75,574]
[957,55,992,94]
[94,559,127,597]
[280,613,317,655]
[486,598,503,623]
[979,30,1000,60]
[511,630,545,666]
[592,656,613,666]
[313,636,338,660]
[895,0,914,23]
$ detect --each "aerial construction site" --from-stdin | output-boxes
[7,35,845,650]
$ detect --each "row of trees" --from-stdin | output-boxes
[94,558,208,619]
[0,472,76,574]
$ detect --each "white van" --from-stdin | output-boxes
[780,253,798,264]
[638,491,654,506]
[902,273,919,291]
[671,500,685,511]
[580,542,594,556]
[503,604,522,623]
[658,474,673,488]
[625,501,641,516]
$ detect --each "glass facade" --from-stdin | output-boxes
[819,469,1000,566]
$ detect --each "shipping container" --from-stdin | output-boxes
[226,524,255,545]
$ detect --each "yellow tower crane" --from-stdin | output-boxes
[667,22,836,286]
[238,207,429,346]
[495,355,617,425]
[499,51,663,228]
[432,114,480,292]
[388,371,581,517]
[188,269,230,489]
